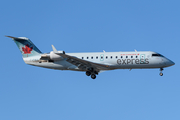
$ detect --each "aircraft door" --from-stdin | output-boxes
[100,54,104,61]
[140,54,145,64]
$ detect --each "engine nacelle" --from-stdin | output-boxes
[50,51,65,60]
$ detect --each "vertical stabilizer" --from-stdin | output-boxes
[6,36,42,58]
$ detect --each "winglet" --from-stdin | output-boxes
[52,45,58,53]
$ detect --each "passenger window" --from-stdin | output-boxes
[111,56,113,59]
[91,57,93,59]
[131,56,133,58]
[87,57,89,59]
[126,56,128,58]
[136,56,138,58]
[96,56,98,59]
[121,56,123,58]
[106,56,108,59]
[82,57,84,59]
[116,56,118,59]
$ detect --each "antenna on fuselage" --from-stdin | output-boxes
[134,49,137,52]
[103,50,105,53]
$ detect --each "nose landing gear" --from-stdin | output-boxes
[159,72,163,76]
[159,68,164,76]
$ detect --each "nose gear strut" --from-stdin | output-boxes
[159,68,164,76]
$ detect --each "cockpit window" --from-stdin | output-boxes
[152,54,164,57]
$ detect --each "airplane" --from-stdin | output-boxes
[6,36,175,79]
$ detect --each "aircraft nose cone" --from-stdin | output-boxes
[168,60,175,66]
[171,61,175,65]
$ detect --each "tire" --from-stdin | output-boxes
[91,74,96,79]
[159,72,163,76]
[86,71,91,76]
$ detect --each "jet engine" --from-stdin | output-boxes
[50,51,65,60]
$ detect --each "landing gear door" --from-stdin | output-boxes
[140,54,145,64]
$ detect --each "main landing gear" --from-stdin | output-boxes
[159,68,164,76]
[86,69,98,79]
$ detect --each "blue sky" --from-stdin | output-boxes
[0,0,179,120]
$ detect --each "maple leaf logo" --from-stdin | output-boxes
[22,44,33,55]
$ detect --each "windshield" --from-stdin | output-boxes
[152,54,164,57]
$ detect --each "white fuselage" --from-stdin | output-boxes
[24,51,174,71]
[7,35,175,79]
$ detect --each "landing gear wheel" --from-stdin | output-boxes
[159,68,164,76]
[91,74,96,79]
[160,72,163,76]
[86,71,91,76]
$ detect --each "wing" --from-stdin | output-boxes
[61,53,110,70]
[52,45,110,72]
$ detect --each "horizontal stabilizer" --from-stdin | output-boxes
[5,36,28,40]
[5,35,16,39]
[5,36,18,39]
